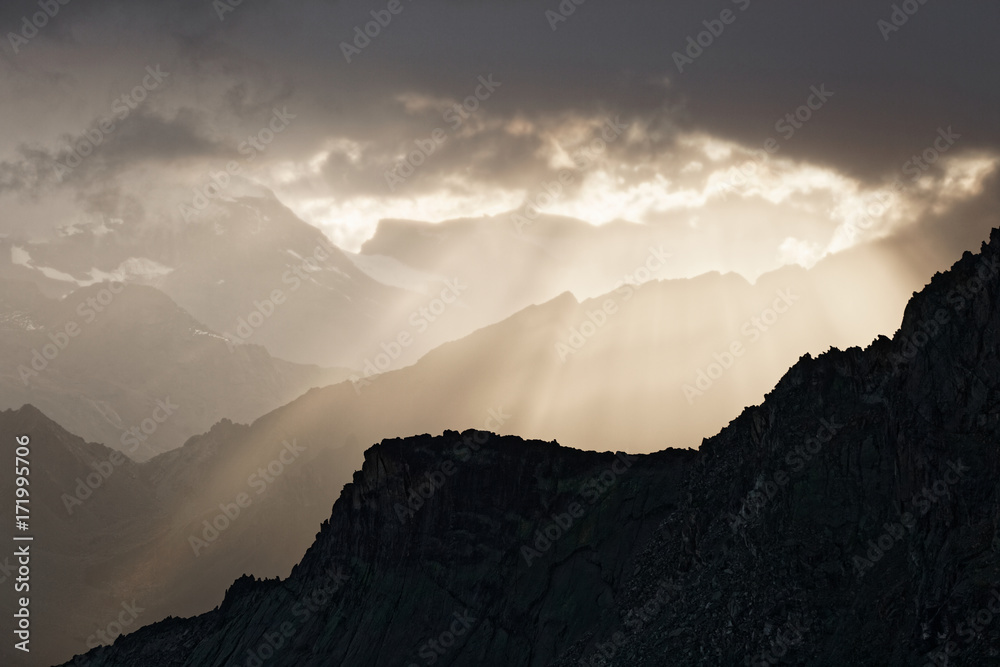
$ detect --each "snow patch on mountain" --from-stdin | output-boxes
[14,245,91,284]
[11,247,173,286]
[11,246,31,267]
[90,258,175,283]
[0,311,39,331]
[191,328,229,342]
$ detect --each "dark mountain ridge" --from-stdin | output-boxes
[63,229,1000,665]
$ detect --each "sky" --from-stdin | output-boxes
[1,0,998,277]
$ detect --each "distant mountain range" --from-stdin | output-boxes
[62,227,1000,666]
[2,192,960,463]
[4,190,999,665]
[0,403,366,667]
[0,278,351,460]
[8,191,988,376]
[0,195,411,369]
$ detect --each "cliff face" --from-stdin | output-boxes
[562,233,1000,666]
[66,230,1000,667]
[67,435,695,666]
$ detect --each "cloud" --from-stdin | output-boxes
[0,0,996,265]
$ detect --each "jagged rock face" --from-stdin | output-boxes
[67,434,695,666]
[551,233,1000,666]
[66,229,1000,666]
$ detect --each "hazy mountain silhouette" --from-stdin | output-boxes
[0,195,501,370]
[8,192,990,378]
[5,206,995,665]
[0,279,351,460]
[62,228,1000,666]
[268,227,956,456]
[14,225,999,666]
[0,404,366,667]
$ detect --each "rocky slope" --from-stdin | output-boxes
[0,406,365,667]
[62,230,1000,665]
[62,434,695,667]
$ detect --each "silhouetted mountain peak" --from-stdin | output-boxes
[65,225,1000,666]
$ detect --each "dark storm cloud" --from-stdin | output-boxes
[280,0,999,182]
[1,0,996,231]
[0,109,231,197]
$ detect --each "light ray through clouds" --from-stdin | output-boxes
[266,125,997,280]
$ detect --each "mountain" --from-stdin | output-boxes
[7,191,988,383]
[268,232,936,456]
[357,212,781,298]
[15,218,993,665]
[357,208,989,307]
[346,211,985,444]
[0,279,352,460]
[21,225,990,665]
[355,214,682,329]
[0,404,366,667]
[63,228,1000,666]
[0,195,491,370]
[0,405,160,667]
